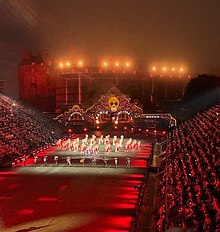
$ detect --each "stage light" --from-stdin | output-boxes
[66,61,71,67]
[125,62,130,67]
[152,66,156,71]
[115,62,119,67]
[59,62,64,68]
[96,120,100,124]
[103,61,108,67]
[172,67,175,72]
[78,61,83,67]
[162,67,167,72]
[180,67,183,72]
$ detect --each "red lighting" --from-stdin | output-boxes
[84,128,87,131]
[68,129,72,133]
[163,131,166,134]
[96,126,100,129]
[138,129,141,131]
[114,126,118,129]
[154,130,157,133]
[145,129,148,132]
[124,126,127,130]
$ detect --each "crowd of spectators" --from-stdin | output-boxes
[156,104,220,231]
[0,94,66,166]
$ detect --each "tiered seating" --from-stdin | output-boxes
[0,94,66,165]
[156,104,220,231]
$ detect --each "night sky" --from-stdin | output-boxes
[0,0,220,97]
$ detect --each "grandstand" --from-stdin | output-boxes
[0,94,66,167]
[0,92,219,231]
[155,103,220,231]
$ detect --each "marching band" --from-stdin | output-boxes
[31,134,143,167]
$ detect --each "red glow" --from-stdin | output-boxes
[59,185,68,191]
[17,209,34,215]
[7,184,19,189]
[113,202,135,209]
[84,128,87,131]
[37,197,59,202]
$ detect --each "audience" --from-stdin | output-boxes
[156,103,220,231]
[0,94,66,166]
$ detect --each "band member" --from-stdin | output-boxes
[104,144,109,155]
[98,135,104,144]
[43,156,47,166]
[113,135,118,146]
[119,135,124,147]
[54,155,58,166]
[114,158,118,168]
[126,157,131,168]
[103,157,108,166]
[132,140,137,150]
[115,143,120,153]
[66,156,72,166]
[80,158,85,166]
[92,157,96,166]
[94,145,99,155]
[137,141,142,150]
[34,156,38,166]
[22,157,26,166]
[86,146,91,157]
[124,143,129,152]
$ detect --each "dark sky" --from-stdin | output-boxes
[1,0,220,97]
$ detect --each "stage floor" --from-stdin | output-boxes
[0,135,152,232]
